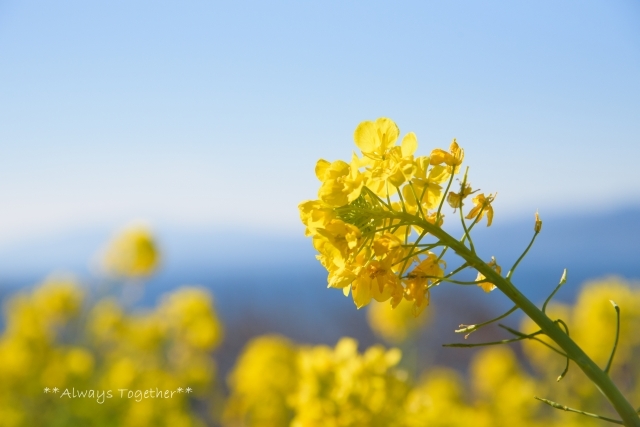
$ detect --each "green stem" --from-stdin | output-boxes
[459,201,475,254]
[554,319,571,381]
[396,185,408,213]
[401,243,440,248]
[384,210,640,426]
[455,305,518,337]
[436,167,456,224]
[397,228,434,276]
[457,167,476,254]
[426,262,469,290]
[408,182,426,221]
[506,230,539,280]
[499,324,568,357]
[443,334,537,348]
[535,397,623,425]
[543,269,568,313]
[399,275,482,285]
[604,300,621,375]
[436,203,484,262]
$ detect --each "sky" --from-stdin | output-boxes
[1,0,639,244]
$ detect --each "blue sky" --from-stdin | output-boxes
[1,1,639,243]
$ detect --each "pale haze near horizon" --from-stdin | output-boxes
[1,1,639,244]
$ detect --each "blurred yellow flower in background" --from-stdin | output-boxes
[223,335,298,427]
[0,270,223,426]
[367,298,430,343]
[102,224,160,278]
[0,264,638,427]
[291,338,409,427]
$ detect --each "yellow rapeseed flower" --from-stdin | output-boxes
[315,159,364,207]
[298,200,335,237]
[402,156,450,212]
[102,224,160,278]
[447,183,475,210]
[430,139,464,174]
[465,193,496,227]
[351,258,404,309]
[354,118,417,196]
[354,117,401,155]
[312,219,362,277]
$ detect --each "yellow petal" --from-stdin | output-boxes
[315,159,330,181]
[428,165,450,184]
[449,139,460,153]
[479,282,496,292]
[327,160,350,177]
[352,278,372,309]
[423,184,443,210]
[350,151,368,169]
[401,132,418,157]
[328,267,357,289]
[412,294,429,316]
[429,149,450,165]
[374,117,400,151]
[414,156,430,179]
[354,120,377,153]
[465,204,481,221]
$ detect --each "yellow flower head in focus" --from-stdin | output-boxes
[351,258,404,309]
[298,200,335,237]
[354,118,418,196]
[315,159,364,207]
[312,219,362,272]
[372,232,406,268]
[354,117,402,156]
[402,157,450,213]
[324,246,370,294]
[102,224,160,278]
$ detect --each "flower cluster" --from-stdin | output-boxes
[299,118,497,315]
[224,278,640,427]
[223,336,411,427]
[0,278,222,427]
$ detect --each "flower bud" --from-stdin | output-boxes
[534,211,542,233]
